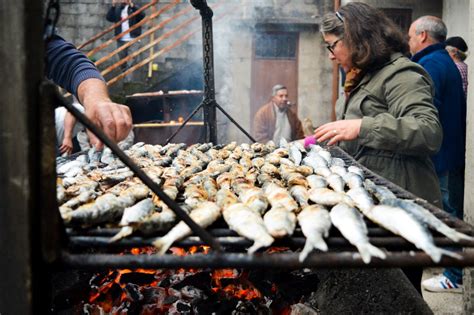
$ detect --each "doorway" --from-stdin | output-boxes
[250,31,299,133]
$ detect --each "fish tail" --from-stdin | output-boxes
[299,236,328,262]
[152,236,175,255]
[248,236,274,254]
[109,226,134,243]
[357,243,386,264]
[438,225,474,242]
[438,248,463,260]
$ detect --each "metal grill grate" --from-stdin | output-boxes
[60,146,474,269]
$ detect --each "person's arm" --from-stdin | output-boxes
[46,35,132,149]
[315,67,442,156]
[106,1,119,22]
[357,68,442,155]
[418,58,445,110]
[77,78,132,149]
[59,111,76,155]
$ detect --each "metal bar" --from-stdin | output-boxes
[165,103,203,144]
[192,0,217,144]
[51,87,222,252]
[214,101,256,143]
[66,226,474,238]
[61,251,474,269]
[78,0,157,50]
[67,235,474,249]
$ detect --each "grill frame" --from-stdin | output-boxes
[59,146,474,269]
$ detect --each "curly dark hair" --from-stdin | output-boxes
[321,2,409,70]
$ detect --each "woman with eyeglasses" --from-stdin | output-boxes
[313,2,443,294]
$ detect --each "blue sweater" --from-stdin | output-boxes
[45,35,104,97]
[412,43,466,174]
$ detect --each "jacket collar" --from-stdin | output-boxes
[411,42,446,63]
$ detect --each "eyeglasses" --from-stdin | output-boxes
[326,38,343,54]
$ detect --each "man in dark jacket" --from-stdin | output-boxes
[408,15,466,293]
[253,84,304,143]
[106,0,145,70]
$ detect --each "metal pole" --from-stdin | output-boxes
[191,0,217,144]
[61,251,474,269]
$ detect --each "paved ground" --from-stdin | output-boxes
[422,268,463,315]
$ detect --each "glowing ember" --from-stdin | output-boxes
[86,247,272,311]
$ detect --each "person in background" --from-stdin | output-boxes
[106,0,145,71]
[314,3,442,293]
[253,84,304,143]
[408,16,467,293]
[56,96,85,156]
[445,36,468,98]
[46,35,132,150]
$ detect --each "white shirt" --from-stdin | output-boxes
[55,99,85,144]
[120,5,132,41]
[272,104,292,143]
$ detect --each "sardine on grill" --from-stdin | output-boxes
[365,205,461,263]
[264,183,299,212]
[290,185,309,208]
[238,186,269,215]
[326,173,345,192]
[383,198,474,242]
[308,188,353,206]
[110,198,156,242]
[297,205,332,262]
[223,203,274,254]
[263,207,297,238]
[152,202,221,254]
[330,203,386,264]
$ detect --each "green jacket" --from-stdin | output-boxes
[336,53,443,207]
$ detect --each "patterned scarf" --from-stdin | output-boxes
[343,68,365,96]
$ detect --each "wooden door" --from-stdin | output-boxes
[250,32,299,133]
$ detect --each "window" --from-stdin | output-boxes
[254,32,298,60]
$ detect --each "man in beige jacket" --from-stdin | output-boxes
[253,84,304,143]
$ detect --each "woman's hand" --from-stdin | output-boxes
[314,119,362,145]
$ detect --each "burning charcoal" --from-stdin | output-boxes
[232,300,259,315]
[171,271,212,291]
[168,301,192,314]
[290,303,319,315]
[120,271,156,286]
[194,298,238,315]
[141,286,168,305]
[180,285,205,300]
[124,283,144,303]
[163,295,179,305]
[83,303,104,315]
